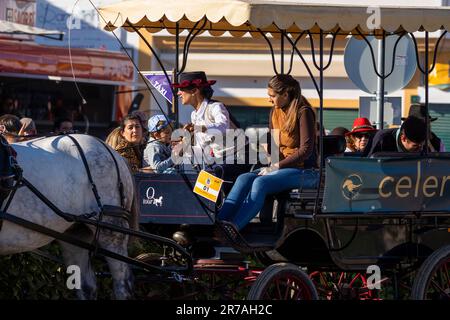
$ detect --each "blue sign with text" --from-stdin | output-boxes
[323,156,450,213]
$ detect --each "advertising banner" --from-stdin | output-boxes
[0,0,36,25]
[322,156,450,213]
[0,0,36,40]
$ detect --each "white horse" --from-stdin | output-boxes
[0,134,137,299]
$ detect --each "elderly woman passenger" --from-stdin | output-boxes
[345,117,377,153]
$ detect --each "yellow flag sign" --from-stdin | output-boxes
[193,170,224,203]
[429,63,450,90]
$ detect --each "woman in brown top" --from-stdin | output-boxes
[218,74,318,230]
[106,114,144,173]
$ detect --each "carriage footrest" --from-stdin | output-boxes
[217,221,273,254]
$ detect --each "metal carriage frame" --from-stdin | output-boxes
[99,0,450,300]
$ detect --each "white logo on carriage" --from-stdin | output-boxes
[342,174,363,200]
[143,187,164,207]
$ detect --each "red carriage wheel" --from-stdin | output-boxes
[412,245,450,300]
[247,263,318,300]
[309,271,381,300]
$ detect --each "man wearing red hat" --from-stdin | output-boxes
[345,117,377,153]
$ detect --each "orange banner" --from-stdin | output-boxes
[0,39,133,82]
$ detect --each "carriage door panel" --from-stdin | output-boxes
[135,173,216,225]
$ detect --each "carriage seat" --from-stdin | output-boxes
[273,134,346,191]
[286,135,344,198]
[322,135,346,158]
[257,136,344,224]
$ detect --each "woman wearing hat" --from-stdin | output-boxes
[173,71,250,164]
[173,71,250,184]
[345,117,377,153]
[172,71,232,153]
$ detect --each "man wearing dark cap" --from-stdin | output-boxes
[367,116,427,156]
[402,103,445,152]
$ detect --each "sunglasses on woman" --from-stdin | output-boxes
[354,133,371,139]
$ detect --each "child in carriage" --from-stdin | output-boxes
[142,114,178,174]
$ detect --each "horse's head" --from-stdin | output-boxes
[0,134,18,191]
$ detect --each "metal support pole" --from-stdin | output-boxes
[314,30,324,217]
[424,31,430,155]
[376,32,386,130]
[174,23,180,126]
[319,31,324,167]
[281,31,285,74]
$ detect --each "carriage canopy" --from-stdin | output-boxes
[99,0,450,36]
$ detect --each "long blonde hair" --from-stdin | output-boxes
[268,75,310,134]
[105,127,123,150]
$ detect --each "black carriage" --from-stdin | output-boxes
[133,148,450,299]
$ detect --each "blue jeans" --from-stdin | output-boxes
[218,168,318,230]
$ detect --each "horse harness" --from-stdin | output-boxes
[0,134,194,275]
[0,135,21,230]
[0,134,130,244]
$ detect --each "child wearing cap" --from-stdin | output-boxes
[142,114,176,173]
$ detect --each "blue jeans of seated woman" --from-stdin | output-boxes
[218,168,318,230]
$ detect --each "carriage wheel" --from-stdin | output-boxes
[309,271,382,300]
[411,245,450,300]
[192,259,261,300]
[134,252,196,299]
[247,263,318,300]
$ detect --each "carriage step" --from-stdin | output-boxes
[216,221,273,254]
[292,213,316,219]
